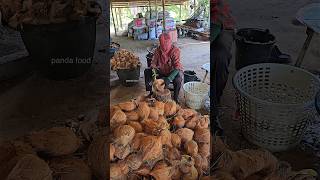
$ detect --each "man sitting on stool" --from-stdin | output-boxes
[144,33,183,103]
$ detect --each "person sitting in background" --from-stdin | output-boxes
[211,0,235,104]
[144,33,183,103]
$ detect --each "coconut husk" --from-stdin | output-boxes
[49,158,91,180]
[154,101,165,116]
[199,143,210,158]
[175,128,194,143]
[193,128,210,144]
[164,147,181,162]
[110,161,129,180]
[130,133,147,152]
[113,125,135,147]
[125,111,140,121]
[154,89,172,102]
[184,140,198,157]
[182,166,198,180]
[182,109,197,120]
[196,115,209,129]
[164,100,177,117]
[179,155,195,174]
[193,154,209,176]
[118,101,136,112]
[133,164,152,176]
[139,136,163,162]
[127,121,143,133]
[111,109,127,130]
[149,162,172,180]
[160,129,172,147]
[142,117,170,136]
[87,134,109,179]
[6,154,52,180]
[211,136,228,159]
[153,79,165,92]
[171,163,183,180]
[27,127,80,157]
[211,171,236,180]
[110,144,116,161]
[149,107,159,121]
[125,153,143,171]
[172,116,185,129]
[171,133,182,148]
[137,102,150,120]
[185,116,200,130]
[216,149,278,179]
[114,144,131,160]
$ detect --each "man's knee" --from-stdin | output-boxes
[144,68,152,76]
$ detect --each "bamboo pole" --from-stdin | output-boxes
[118,8,123,29]
[179,4,182,21]
[111,3,117,36]
[162,0,166,31]
[155,0,158,38]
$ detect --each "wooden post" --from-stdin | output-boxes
[114,8,119,32]
[119,8,123,30]
[155,0,158,38]
[179,4,182,21]
[149,0,152,19]
[111,3,117,36]
[162,0,166,31]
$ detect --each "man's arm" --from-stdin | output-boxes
[166,48,182,82]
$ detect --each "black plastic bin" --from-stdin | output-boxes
[235,28,276,70]
[184,70,200,83]
[20,16,97,80]
[116,66,140,87]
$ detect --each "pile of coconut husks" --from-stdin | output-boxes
[0,0,102,29]
[111,49,141,71]
[0,95,317,180]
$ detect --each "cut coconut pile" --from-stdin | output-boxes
[0,0,102,29]
[111,49,141,71]
[0,95,317,180]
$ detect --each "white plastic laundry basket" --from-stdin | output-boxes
[233,63,320,152]
[183,82,210,110]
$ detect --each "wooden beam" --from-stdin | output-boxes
[110,4,117,36]
[162,0,166,31]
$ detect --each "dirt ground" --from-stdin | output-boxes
[219,0,320,170]
[110,36,210,106]
[0,23,107,139]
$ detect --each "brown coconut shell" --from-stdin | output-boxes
[149,162,172,180]
[184,140,199,156]
[182,166,198,180]
[110,162,129,180]
[125,111,140,121]
[114,144,131,160]
[149,107,159,121]
[133,164,152,176]
[49,158,91,180]
[172,116,185,128]
[164,100,177,117]
[125,153,143,171]
[164,147,181,162]
[130,133,147,152]
[127,121,143,133]
[110,105,121,117]
[139,136,163,162]
[142,117,170,135]
[175,128,194,143]
[185,116,200,129]
[193,154,209,175]
[0,140,35,179]
[199,143,210,158]
[118,101,136,112]
[182,109,197,120]
[171,164,183,180]
[6,154,52,180]
[155,101,165,116]
[193,128,210,144]
[110,144,116,161]
[113,125,135,147]
[137,102,150,120]
[153,79,165,92]
[171,133,182,148]
[179,155,195,174]
[28,127,80,156]
[111,110,127,130]
[160,129,172,147]
[87,134,109,179]
[196,115,210,129]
